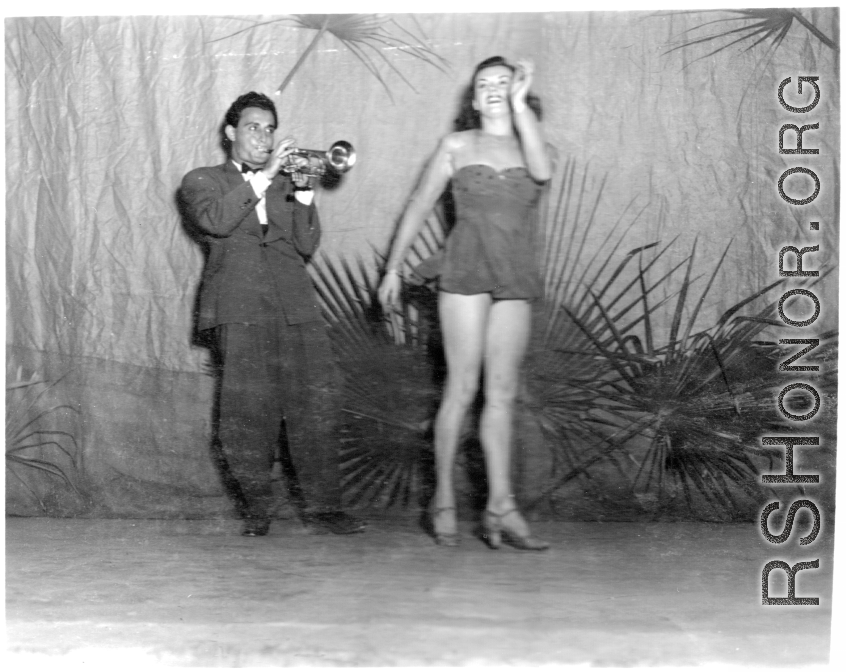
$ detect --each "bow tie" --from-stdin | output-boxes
[241,163,260,175]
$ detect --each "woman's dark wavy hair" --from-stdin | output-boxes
[453,56,543,132]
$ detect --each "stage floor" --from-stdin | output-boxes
[6,515,835,666]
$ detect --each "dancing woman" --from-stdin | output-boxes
[378,56,552,551]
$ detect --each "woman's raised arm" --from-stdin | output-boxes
[511,59,552,182]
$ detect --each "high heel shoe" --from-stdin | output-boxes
[481,508,549,551]
[431,507,461,547]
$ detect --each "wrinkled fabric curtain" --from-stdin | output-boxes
[6,11,838,515]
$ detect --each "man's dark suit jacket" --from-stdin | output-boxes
[181,161,322,330]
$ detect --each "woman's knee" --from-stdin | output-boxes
[484,375,519,409]
[443,373,480,409]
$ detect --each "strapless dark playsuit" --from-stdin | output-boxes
[416,164,544,300]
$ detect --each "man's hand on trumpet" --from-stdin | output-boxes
[260,137,321,188]
[261,136,298,180]
[288,154,323,189]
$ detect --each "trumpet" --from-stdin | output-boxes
[281,140,357,177]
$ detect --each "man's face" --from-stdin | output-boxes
[225,107,276,169]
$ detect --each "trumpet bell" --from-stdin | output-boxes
[326,140,356,173]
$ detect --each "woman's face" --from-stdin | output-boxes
[473,65,513,118]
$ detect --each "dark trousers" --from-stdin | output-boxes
[213,320,342,520]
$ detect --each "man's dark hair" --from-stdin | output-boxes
[225,91,278,128]
[453,56,543,132]
[220,92,278,154]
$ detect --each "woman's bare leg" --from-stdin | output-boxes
[480,299,534,535]
[432,291,491,533]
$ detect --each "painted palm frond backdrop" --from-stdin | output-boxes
[663,8,838,64]
[208,14,449,99]
[536,247,837,519]
[6,363,82,512]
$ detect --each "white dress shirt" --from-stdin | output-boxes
[234,161,314,228]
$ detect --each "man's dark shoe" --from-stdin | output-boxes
[241,518,271,537]
[303,511,366,535]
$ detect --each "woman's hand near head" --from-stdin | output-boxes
[510,58,535,114]
[507,58,552,182]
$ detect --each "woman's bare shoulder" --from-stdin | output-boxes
[441,130,474,152]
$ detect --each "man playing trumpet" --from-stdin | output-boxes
[180,91,364,537]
